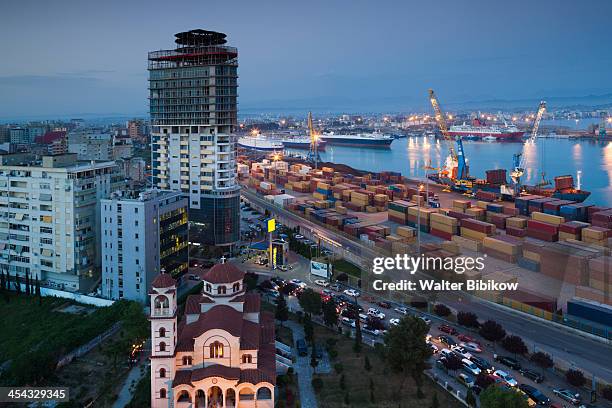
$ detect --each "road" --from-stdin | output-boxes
[242,188,612,383]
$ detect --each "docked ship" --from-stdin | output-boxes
[319,131,394,148]
[237,135,284,151]
[280,136,327,151]
[448,118,524,142]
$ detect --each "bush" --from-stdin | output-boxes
[334,363,344,374]
[311,377,323,393]
[502,335,528,356]
[457,311,480,328]
[434,303,452,317]
[566,369,586,387]
[479,320,506,342]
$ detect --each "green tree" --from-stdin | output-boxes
[466,388,476,407]
[502,335,528,357]
[353,314,362,353]
[364,355,372,371]
[457,311,480,328]
[479,320,506,343]
[275,293,289,327]
[566,369,586,387]
[479,386,529,408]
[530,351,553,374]
[383,315,432,394]
[299,288,322,317]
[303,313,314,344]
[322,299,338,327]
[430,392,439,408]
[25,271,30,295]
[14,273,21,295]
[339,373,346,390]
[433,303,451,317]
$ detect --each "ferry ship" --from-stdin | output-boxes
[319,131,394,148]
[280,136,327,151]
[237,135,284,151]
[448,118,524,142]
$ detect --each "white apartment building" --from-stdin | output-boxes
[101,189,188,303]
[0,153,123,292]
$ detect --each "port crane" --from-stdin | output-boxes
[306,111,321,169]
[428,89,471,191]
[507,101,547,196]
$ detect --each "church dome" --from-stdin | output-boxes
[202,262,245,284]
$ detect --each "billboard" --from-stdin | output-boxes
[310,260,331,279]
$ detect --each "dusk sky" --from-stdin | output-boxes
[1,0,611,119]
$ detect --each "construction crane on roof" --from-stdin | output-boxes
[428,89,469,186]
[306,111,321,169]
[509,101,546,195]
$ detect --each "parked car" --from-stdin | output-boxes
[460,342,482,353]
[367,308,385,320]
[495,355,522,370]
[457,372,475,388]
[457,334,478,343]
[389,318,400,326]
[419,316,432,325]
[519,384,550,406]
[438,335,457,347]
[470,356,494,374]
[394,306,409,315]
[376,301,392,309]
[188,274,201,281]
[296,339,308,356]
[314,279,330,287]
[341,317,356,328]
[362,326,383,336]
[452,346,473,360]
[439,349,454,359]
[329,283,342,291]
[290,279,307,288]
[552,389,581,405]
[519,368,544,383]
[427,341,439,354]
[343,289,360,297]
[271,277,286,287]
[494,370,518,387]
[462,358,481,376]
[439,324,458,335]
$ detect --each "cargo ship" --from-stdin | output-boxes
[448,118,524,142]
[280,136,327,151]
[320,131,394,148]
[238,135,284,151]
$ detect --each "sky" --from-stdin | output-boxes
[1,0,612,119]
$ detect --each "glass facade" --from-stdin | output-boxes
[189,194,240,246]
[159,206,189,277]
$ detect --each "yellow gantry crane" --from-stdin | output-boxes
[306,111,321,169]
[510,101,547,192]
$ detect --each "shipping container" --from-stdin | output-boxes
[567,299,612,327]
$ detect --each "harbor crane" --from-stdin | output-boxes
[509,101,547,195]
[306,111,321,169]
[428,89,470,189]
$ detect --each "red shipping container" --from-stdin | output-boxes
[526,228,558,242]
[592,209,612,229]
[543,199,575,213]
[490,213,511,229]
[461,219,495,234]
[388,214,407,225]
[559,221,589,234]
[475,190,498,201]
[430,228,454,240]
[506,226,527,237]
[448,210,474,220]
[527,220,558,235]
[503,206,520,216]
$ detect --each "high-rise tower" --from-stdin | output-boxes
[148,29,240,247]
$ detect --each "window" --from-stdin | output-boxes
[159,368,166,378]
[159,342,166,352]
[154,295,169,309]
[233,282,240,292]
[242,354,252,364]
[134,208,138,213]
[159,327,166,337]
[159,389,166,399]
[209,341,224,358]
[182,356,193,365]
[205,283,212,293]
[217,285,226,295]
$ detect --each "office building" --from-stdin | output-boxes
[148,29,240,247]
[67,130,113,161]
[0,153,123,291]
[101,189,188,303]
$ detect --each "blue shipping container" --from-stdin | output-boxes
[567,299,612,327]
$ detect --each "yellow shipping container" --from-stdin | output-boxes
[366,205,378,213]
[396,225,416,238]
[452,200,471,210]
[411,195,425,204]
[388,209,407,220]
[506,217,528,228]
[531,212,564,226]
[441,240,461,255]
[522,250,541,263]
[559,231,580,241]
[460,227,489,241]
[313,192,326,200]
[476,201,488,209]
[483,237,520,255]
[582,227,607,240]
[466,207,485,218]
[430,212,459,227]
[430,221,457,234]
[452,235,483,251]
[336,206,347,215]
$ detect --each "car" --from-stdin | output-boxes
[394,306,409,315]
[358,313,369,322]
[435,358,447,370]
[495,355,522,370]
[296,339,308,356]
[314,279,330,287]
[470,356,494,373]
[294,234,304,239]
[322,289,334,296]
[367,308,386,319]
[462,358,481,376]
[519,384,550,406]
[552,389,581,405]
[362,326,382,336]
[276,264,288,272]
[419,316,432,325]
[460,342,482,353]
[457,334,478,343]
[343,289,360,297]
[329,283,342,291]
[427,341,439,354]
[188,274,201,281]
[439,348,454,359]
[341,317,356,328]
[376,301,392,309]
[452,346,473,360]
[389,318,400,326]
[271,277,286,286]
[290,278,307,288]
[457,372,475,388]
[519,368,544,383]
[263,288,280,298]
[494,370,518,387]
[438,335,457,347]
[439,324,458,335]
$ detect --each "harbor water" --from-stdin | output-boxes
[316,136,612,205]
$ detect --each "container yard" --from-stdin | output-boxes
[239,155,612,331]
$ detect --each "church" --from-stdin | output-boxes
[149,262,276,408]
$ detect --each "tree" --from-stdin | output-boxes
[433,303,451,317]
[502,335,528,357]
[530,351,553,374]
[364,355,372,371]
[353,314,362,353]
[430,392,439,408]
[479,320,506,343]
[310,349,319,373]
[465,388,476,407]
[383,315,432,394]
[339,374,346,390]
[322,300,339,327]
[475,373,495,389]
[457,311,480,328]
[35,274,41,305]
[275,293,289,327]
[243,272,259,291]
[566,369,586,387]
[25,270,30,295]
[299,288,322,317]
[303,313,314,344]
[311,377,323,393]
[14,273,21,295]
[479,386,529,408]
